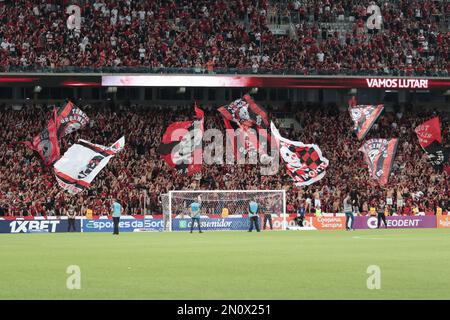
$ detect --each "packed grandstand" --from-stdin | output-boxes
[0,0,448,75]
[0,102,448,217]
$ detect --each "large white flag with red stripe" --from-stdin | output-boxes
[53,136,125,194]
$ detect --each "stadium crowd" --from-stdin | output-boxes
[0,0,448,75]
[0,102,448,217]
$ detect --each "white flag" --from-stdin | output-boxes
[54,136,125,194]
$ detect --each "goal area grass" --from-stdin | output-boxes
[0,229,449,300]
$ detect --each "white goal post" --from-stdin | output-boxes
[161,190,287,232]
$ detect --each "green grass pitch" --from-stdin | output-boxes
[1,229,449,300]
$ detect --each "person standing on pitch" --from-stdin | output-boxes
[263,207,273,231]
[343,193,354,231]
[189,200,202,233]
[248,201,260,232]
[67,204,77,232]
[295,202,306,227]
[111,198,123,235]
[377,200,388,229]
[350,188,359,214]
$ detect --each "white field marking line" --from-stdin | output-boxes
[353,231,443,240]
[352,236,393,240]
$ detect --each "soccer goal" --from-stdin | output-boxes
[161,190,287,232]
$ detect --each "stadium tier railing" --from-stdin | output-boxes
[1,66,449,77]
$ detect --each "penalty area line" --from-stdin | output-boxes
[352,236,393,240]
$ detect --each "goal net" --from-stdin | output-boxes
[161,190,286,232]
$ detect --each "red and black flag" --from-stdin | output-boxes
[415,117,449,170]
[349,102,384,140]
[21,108,60,166]
[55,100,90,138]
[222,116,247,161]
[222,115,263,162]
[271,123,329,187]
[218,94,269,129]
[158,104,204,175]
[359,138,398,186]
[218,94,269,161]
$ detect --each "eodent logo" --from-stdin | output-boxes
[9,220,60,233]
[367,217,422,229]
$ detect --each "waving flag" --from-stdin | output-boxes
[359,138,398,185]
[218,95,269,160]
[55,101,90,138]
[21,108,60,166]
[349,104,384,140]
[54,136,125,194]
[158,104,204,175]
[218,94,269,129]
[271,122,329,187]
[221,115,261,162]
[21,101,89,166]
[415,117,449,170]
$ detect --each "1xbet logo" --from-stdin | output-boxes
[9,220,60,233]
